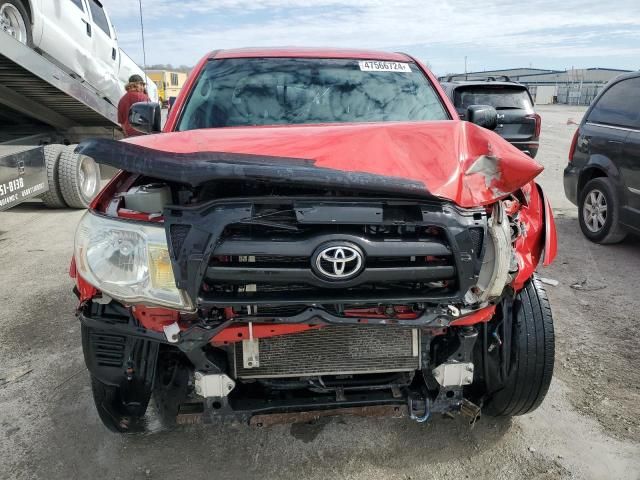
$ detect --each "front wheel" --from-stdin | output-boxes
[482,277,555,416]
[0,1,32,46]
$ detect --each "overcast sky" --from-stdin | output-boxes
[104,0,640,75]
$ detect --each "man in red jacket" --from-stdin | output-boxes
[117,74,150,137]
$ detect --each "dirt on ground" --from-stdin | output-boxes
[535,106,640,445]
[0,105,639,480]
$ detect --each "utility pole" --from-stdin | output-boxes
[138,0,147,74]
[464,56,467,80]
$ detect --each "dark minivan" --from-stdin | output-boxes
[564,72,640,244]
[441,79,541,157]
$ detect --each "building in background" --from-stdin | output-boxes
[147,70,189,106]
[441,67,634,105]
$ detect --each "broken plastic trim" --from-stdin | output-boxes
[75,138,432,198]
[466,202,512,303]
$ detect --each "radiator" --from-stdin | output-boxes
[234,326,420,379]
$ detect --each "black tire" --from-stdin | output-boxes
[90,376,150,434]
[152,354,190,430]
[58,145,101,209]
[38,144,67,208]
[578,177,627,244]
[484,277,555,416]
[0,1,32,46]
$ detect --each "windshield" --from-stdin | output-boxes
[177,58,449,130]
[455,86,533,110]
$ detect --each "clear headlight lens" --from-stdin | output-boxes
[74,211,192,310]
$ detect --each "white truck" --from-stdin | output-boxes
[0,0,157,105]
[0,0,156,211]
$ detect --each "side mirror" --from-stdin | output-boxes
[466,105,498,130]
[128,102,162,134]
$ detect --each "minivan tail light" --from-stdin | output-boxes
[568,129,579,163]
[526,113,542,138]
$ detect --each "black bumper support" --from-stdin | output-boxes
[79,302,477,425]
[78,303,456,351]
[185,385,465,426]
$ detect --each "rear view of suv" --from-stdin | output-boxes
[441,78,541,157]
[564,72,640,243]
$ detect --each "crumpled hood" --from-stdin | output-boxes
[87,121,543,208]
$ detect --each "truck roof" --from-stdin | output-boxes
[211,47,413,62]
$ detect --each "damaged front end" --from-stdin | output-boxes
[72,123,556,431]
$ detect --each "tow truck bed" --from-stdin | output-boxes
[0,33,120,211]
[0,144,45,210]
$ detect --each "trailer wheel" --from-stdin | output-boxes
[58,145,101,209]
[0,1,32,46]
[38,144,67,208]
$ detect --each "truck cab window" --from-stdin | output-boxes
[70,0,85,10]
[88,0,111,36]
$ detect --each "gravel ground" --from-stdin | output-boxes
[1,105,639,480]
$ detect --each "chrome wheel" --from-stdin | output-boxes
[582,188,607,233]
[0,3,28,44]
[78,155,99,198]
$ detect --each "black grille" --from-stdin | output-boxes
[204,225,457,303]
[208,283,313,294]
[164,198,487,306]
[170,224,191,256]
[210,255,308,267]
[469,227,484,256]
[207,281,449,296]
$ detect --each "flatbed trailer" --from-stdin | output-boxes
[0,33,122,211]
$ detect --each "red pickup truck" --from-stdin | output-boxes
[71,47,556,433]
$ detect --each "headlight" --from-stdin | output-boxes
[74,211,192,310]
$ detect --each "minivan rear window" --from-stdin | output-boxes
[587,77,640,129]
[455,86,533,110]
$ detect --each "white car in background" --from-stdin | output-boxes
[0,0,156,105]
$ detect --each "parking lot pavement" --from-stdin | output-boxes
[1,105,639,480]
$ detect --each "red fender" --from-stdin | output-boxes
[512,182,557,291]
[540,184,558,266]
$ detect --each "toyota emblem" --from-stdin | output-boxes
[312,243,364,280]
